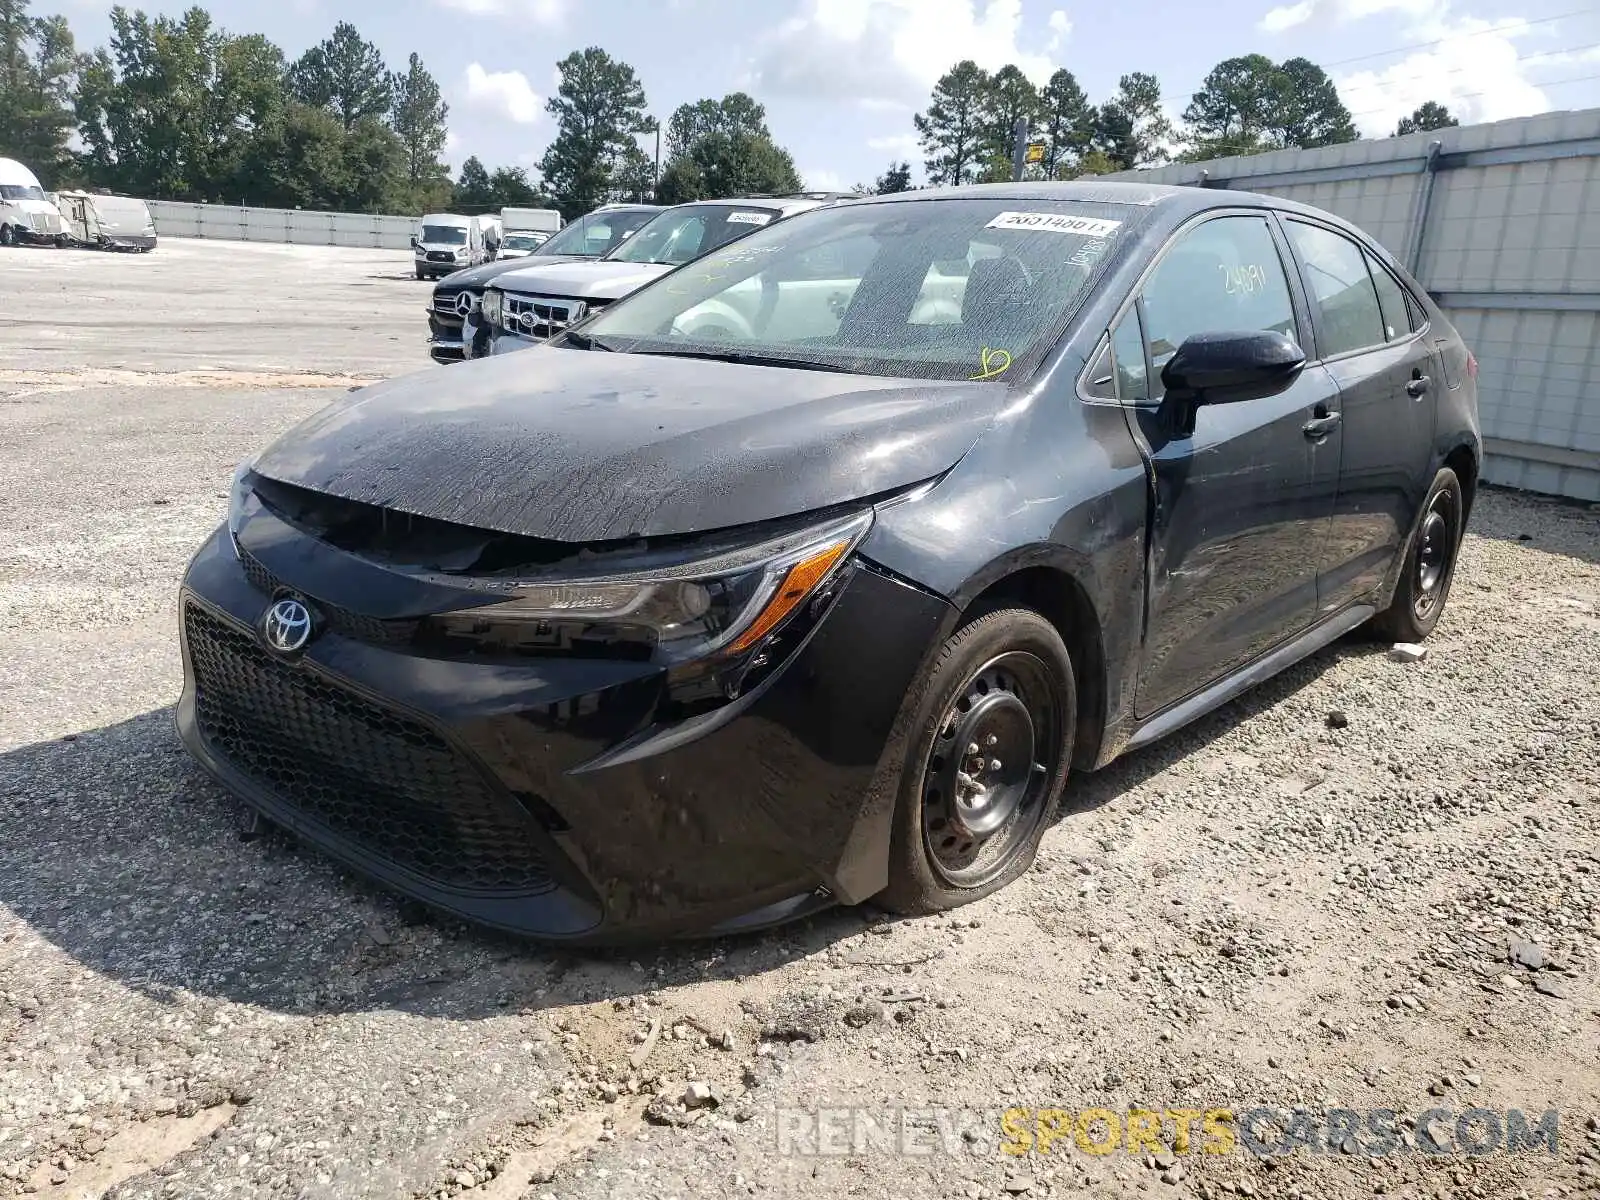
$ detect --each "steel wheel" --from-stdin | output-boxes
[1412,487,1458,623]
[921,650,1062,889]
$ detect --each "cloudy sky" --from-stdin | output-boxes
[56,0,1600,190]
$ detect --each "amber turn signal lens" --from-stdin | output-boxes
[726,542,850,655]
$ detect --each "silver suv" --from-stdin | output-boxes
[475,194,847,358]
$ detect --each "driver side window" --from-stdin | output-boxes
[1139,216,1297,399]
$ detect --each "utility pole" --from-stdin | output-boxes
[1011,117,1028,182]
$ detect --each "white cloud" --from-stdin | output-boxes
[802,167,849,191]
[1258,0,1313,33]
[1334,14,1554,136]
[460,64,543,125]
[750,0,1061,106]
[1045,9,1072,52]
[435,0,565,20]
[867,132,921,156]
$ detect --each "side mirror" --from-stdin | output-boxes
[410,235,418,249]
[1160,330,1306,405]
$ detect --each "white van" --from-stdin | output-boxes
[0,157,67,247]
[412,213,485,280]
[55,191,158,251]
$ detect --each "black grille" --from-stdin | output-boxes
[185,602,555,895]
[426,250,457,263]
[238,549,419,648]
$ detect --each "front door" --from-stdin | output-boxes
[1281,219,1438,612]
[1117,212,1344,718]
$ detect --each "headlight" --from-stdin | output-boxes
[226,455,258,539]
[481,288,502,326]
[13,211,31,229]
[428,510,873,696]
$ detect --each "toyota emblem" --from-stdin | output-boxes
[454,291,477,317]
[261,597,314,655]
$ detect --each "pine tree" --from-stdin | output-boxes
[913,60,990,186]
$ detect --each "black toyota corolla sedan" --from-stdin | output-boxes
[178,181,1480,943]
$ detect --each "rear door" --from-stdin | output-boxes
[1107,211,1344,718]
[1281,219,1437,613]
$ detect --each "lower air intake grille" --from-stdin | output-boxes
[185,601,554,895]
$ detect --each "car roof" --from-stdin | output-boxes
[664,195,837,217]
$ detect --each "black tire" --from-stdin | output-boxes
[415,267,427,280]
[1370,466,1465,643]
[0,225,14,247]
[878,608,1076,915]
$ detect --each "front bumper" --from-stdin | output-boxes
[102,234,156,251]
[176,522,951,942]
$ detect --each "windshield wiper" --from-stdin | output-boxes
[562,330,614,351]
[629,347,846,372]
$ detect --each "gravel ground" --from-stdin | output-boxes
[2,242,1598,1200]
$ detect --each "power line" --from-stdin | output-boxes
[1320,7,1596,70]
[1349,67,1600,119]
[1339,37,1600,115]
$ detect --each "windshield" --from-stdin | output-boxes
[1,184,46,202]
[421,225,467,245]
[606,205,783,266]
[535,210,656,257]
[503,232,548,250]
[580,198,1138,381]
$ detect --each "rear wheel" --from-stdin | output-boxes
[1371,467,1464,643]
[878,608,1075,914]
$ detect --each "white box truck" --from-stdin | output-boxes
[497,207,562,259]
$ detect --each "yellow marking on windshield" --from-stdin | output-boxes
[970,347,1013,381]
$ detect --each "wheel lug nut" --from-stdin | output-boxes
[966,742,980,756]
[986,735,999,747]
[989,759,1002,772]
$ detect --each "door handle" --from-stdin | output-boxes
[1303,412,1342,439]
[1406,374,1431,398]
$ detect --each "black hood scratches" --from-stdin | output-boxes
[251,346,1010,543]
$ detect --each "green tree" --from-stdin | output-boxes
[454,155,491,208]
[1037,67,1092,178]
[874,160,912,192]
[977,63,1041,181]
[390,51,449,203]
[655,155,704,204]
[658,91,800,200]
[539,46,650,219]
[0,4,79,178]
[288,21,390,131]
[914,60,989,186]
[612,142,657,203]
[1184,56,1356,161]
[1096,72,1174,169]
[1395,101,1457,136]
[486,164,548,207]
[1278,57,1356,148]
[1182,54,1288,160]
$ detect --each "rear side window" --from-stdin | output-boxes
[1366,252,1415,342]
[1286,221,1385,358]
[1139,215,1296,391]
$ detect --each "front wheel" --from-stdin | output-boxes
[1371,466,1465,643]
[0,225,14,247]
[878,608,1076,915]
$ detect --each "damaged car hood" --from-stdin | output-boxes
[490,260,673,302]
[251,346,1010,543]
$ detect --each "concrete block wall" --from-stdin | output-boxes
[146,201,417,250]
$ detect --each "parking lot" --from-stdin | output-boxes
[1,240,1598,1200]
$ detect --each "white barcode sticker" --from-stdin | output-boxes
[726,211,773,225]
[985,211,1123,237]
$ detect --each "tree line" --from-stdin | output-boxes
[889,56,1460,191]
[0,0,801,217]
